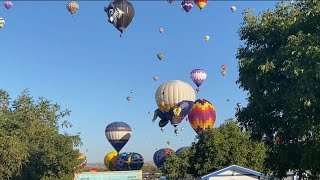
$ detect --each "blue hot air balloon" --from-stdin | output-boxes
[116,152,144,171]
[105,122,132,153]
[153,148,174,168]
[176,146,191,155]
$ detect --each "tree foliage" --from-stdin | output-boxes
[236,0,320,178]
[0,89,82,179]
[141,164,161,174]
[162,150,193,179]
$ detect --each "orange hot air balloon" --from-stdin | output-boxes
[188,98,216,134]
[194,0,208,11]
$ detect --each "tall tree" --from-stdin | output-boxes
[0,89,82,179]
[189,119,267,177]
[236,1,320,178]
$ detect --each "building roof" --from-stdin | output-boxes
[201,165,266,180]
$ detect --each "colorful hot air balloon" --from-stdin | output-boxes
[188,98,216,134]
[75,153,87,173]
[204,35,210,41]
[126,96,131,102]
[153,148,174,168]
[66,1,79,15]
[157,53,164,60]
[153,76,159,81]
[231,6,236,12]
[0,18,5,28]
[159,27,164,33]
[116,152,144,171]
[222,64,227,71]
[4,1,13,9]
[181,0,193,13]
[221,71,227,76]
[105,122,132,153]
[104,151,119,171]
[167,0,174,4]
[176,146,190,155]
[190,69,207,92]
[152,80,195,131]
[104,0,135,37]
[194,0,208,11]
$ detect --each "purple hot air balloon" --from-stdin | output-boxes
[181,0,193,13]
[4,1,13,9]
[105,122,132,153]
[190,69,207,92]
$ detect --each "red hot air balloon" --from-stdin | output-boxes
[222,64,227,71]
[194,0,208,11]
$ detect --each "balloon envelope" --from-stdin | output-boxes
[190,69,207,87]
[188,98,216,134]
[194,0,208,10]
[0,18,5,28]
[75,153,87,172]
[4,1,13,9]
[204,35,210,41]
[153,148,174,168]
[116,152,144,170]
[105,122,132,152]
[181,0,193,13]
[104,151,119,171]
[89,168,99,172]
[104,0,135,36]
[157,53,164,60]
[176,146,191,155]
[66,1,79,14]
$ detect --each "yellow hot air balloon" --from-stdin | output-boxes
[221,70,227,76]
[204,35,210,41]
[104,151,119,171]
[66,1,79,15]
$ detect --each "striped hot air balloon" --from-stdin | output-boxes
[0,18,5,28]
[153,148,174,168]
[194,0,208,11]
[75,153,87,173]
[188,98,216,134]
[105,122,132,153]
[190,69,207,92]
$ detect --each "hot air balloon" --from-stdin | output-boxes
[157,53,164,60]
[152,80,195,132]
[66,1,79,15]
[159,27,164,33]
[181,127,184,131]
[130,90,134,93]
[190,69,207,92]
[104,0,135,37]
[204,35,210,41]
[176,146,190,155]
[75,153,87,173]
[89,168,99,172]
[126,96,131,102]
[167,0,174,4]
[153,76,159,81]
[153,148,174,168]
[181,0,193,13]
[222,64,227,71]
[236,103,241,111]
[194,0,208,11]
[231,6,236,12]
[188,98,216,134]
[104,151,119,171]
[167,141,170,145]
[221,71,227,76]
[116,152,144,171]
[105,122,132,153]
[0,18,5,28]
[4,1,13,9]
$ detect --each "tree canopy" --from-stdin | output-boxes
[236,0,320,178]
[0,89,82,179]
[162,119,267,178]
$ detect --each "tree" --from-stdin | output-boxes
[161,149,194,179]
[236,0,320,178]
[189,119,267,177]
[141,164,161,174]
[0,89,82,179]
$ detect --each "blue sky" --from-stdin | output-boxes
[1,1,280,163]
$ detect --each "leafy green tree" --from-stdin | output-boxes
[0,89,82,179]
[189,119,267,177]
[236,0,320,178]
[141,164,161,174]
[161,149,194,179]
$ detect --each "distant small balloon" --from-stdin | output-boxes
[221,71,227,76]
[181,127,184,131]
[222,64,227,70]
[167,141,170,145]
[4,1,13,9]
[0,18,5,28]
[204,35,210,41]
[159,27,164,33]
[161,127,165,132]
[131,90,134,93]
[227,99,230,102]
[127,96,132,102]
[231,6,236,12]
[157,53,164,60]
[153,76,159,81]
